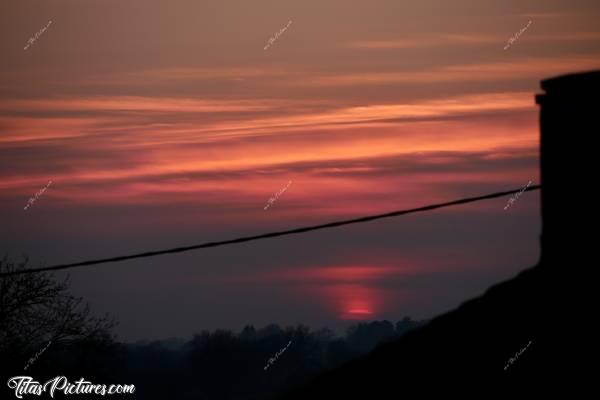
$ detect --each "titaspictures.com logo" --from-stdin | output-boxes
[7,376,135,398]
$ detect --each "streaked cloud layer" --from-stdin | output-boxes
[1,0,597,339]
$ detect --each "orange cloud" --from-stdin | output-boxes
[345,32,600,50]
[294,56,600,87]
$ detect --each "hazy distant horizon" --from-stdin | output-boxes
[3,0,597,341]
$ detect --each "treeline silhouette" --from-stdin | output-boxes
[3,319,426,399]
[1,257,426,399]
[117,319,426,399]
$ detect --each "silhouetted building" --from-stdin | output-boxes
[536,70,599,268]
[281,70,600,398]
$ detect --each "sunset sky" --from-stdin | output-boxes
[1,0,599,341]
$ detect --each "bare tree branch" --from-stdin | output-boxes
[0,256,117,361]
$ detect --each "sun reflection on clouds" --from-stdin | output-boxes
[232,266,412,321]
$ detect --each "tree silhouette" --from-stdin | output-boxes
[0,258,428,400]
[0,256,117,375]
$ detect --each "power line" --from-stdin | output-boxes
[1,185,540,277]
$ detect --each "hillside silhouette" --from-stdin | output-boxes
[3,71,592,398]
[279,70,599,397]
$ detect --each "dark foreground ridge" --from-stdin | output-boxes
[280,263,553,396]
[281,70,600,396]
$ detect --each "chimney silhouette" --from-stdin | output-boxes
[536,70,599,266]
